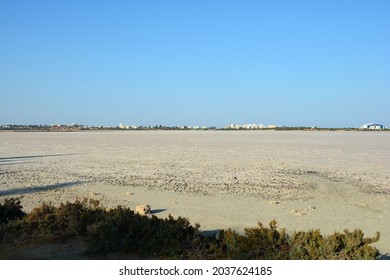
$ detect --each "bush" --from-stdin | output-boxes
[289,229,380,260]
[207,223,380,260]
[199,221,291,259]
[0,198,103,243]
[0,198,26,224]
[0,198,382,259]
[216,221,291,259]
[85,209,202,258]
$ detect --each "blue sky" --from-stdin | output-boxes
[1,0,389,127]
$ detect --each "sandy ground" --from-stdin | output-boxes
[1,131,389,257]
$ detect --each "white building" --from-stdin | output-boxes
[225,123,265,129]
[360,123,384,130]
[255,124,264,129]
[119,124,129,129]
[224,124,241,129]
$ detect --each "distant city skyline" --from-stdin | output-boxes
[1,121,387,130]
[1,1,389,128]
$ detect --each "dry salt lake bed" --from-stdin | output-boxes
[0,130,389,257]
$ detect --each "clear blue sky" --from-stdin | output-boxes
[1,0,389,127]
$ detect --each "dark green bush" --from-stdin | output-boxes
[0,198,103,243]
[0,198,381,259]
[0,198,26,224]
[289,229,380,260]
[215,221,291,259]
[55,199,104,234]
[85,209,202,258]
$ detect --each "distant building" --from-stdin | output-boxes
[256,124,264,129]
[267,124,277,129]
[224,123,265,130]
[360,123,384,130]
[119,124,129,129]
[224,124,241,129]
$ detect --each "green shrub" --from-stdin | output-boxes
[0,198,26,224]
[202,221,291,260]
[289,229,380,260]
[218,221,291,259]
[0,198,103,243]
[85,209,202,259]
[55,199,104,234]
[0,198,382,260]
[22,202,58,235]
[204,222,379,260]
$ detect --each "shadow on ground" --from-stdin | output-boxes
[150,208,167,214]
[0,154,80,166]
[201,229,222,238]
[0,181,84,196]
[378,253,390,260]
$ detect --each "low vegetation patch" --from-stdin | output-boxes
[0,198,26,224]
[0,198,380,259]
